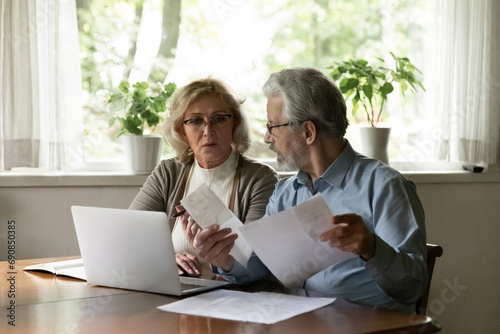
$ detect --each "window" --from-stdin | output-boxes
[76,0,497,171]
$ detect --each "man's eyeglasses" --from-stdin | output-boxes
[183,114,232,130]
[266,122,290,135]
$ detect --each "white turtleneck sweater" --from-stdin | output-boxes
[171,150,238,267]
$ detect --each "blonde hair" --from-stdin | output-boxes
[163,78,251,164]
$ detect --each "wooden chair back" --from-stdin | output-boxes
[416,243,443,315]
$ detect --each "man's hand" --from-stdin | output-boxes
[175,251,201,277]
[319,213,376,261]
[194,224,237,272]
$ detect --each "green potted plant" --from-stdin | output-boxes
[106,81,176,174]
[328,52,424,163]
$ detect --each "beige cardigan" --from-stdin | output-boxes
[129,154,279,231]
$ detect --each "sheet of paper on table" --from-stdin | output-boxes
[157,289,336,324]
[239,194,356,288]
[180,183,253,267]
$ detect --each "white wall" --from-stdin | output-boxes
[416,180,500,334]
[1,173,499,333]
[0,185,140,260]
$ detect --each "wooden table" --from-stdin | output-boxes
[1,257,440,333]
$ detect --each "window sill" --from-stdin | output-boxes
[400,170,500,184]
[0,171,149,187]
[1,169,499,187]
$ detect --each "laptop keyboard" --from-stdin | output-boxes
[181,282,206,291]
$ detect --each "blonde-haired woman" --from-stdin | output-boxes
[130,78,278,276]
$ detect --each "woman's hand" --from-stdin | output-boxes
[175,251,201,277]
[176,205,203,247]
[174,207,237,272]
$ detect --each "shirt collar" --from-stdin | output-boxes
[293,140,356,190]
[293,170,310,190]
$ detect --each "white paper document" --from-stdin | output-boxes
[157,289,335,324]
[180,183,253,267]
[239,194,355,288]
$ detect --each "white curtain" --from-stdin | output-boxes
[0,0,84,171]
[433,0,500,165]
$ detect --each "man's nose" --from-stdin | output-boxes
[264,130,272,144]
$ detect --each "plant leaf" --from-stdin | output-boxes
[146,112,161,127]
[108,116,118,127]
[400,82,408,95]
[362,84,373,100]
[339,78,359,93]
[164,82,177,97]
[133,82,149,91]
[118,81,130,94]
[124,117,143,136]
[380,82,394,98]
[330,67,341,80]
[356,59,368,66]
[152,99,166,114]
[108,93,127,112]
[351,99,360,117]
[343,89,355,100]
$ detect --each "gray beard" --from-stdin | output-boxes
[271,138,308,171]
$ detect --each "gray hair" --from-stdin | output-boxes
[163,78,251,164]
[262,67,349,137]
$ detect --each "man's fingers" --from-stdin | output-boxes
[205,239,237,263]
[320,223,348,241]
[210,233,237,256]
[319,213,359,242]
[217,238,237,257]
[196,225,230,245]
[197,233,238,260]
[332,213,360,225]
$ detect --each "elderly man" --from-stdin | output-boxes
[190,67,427,313]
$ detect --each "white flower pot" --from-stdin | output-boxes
[359,127,391,164]
[122,135,163,174]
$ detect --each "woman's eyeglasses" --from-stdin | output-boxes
[183,114,232,130]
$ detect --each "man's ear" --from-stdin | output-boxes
[302,120,317,145]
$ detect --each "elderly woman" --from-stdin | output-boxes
[129,78,278,276]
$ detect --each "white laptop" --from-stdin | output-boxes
[71,205,231,296]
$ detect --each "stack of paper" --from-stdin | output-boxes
[239,194,355,288]
[158,289,335,324]
[182,184,355,288]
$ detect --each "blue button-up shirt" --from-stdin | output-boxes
[222,141,427,312]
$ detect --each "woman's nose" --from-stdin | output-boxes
[202,122,215,135]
